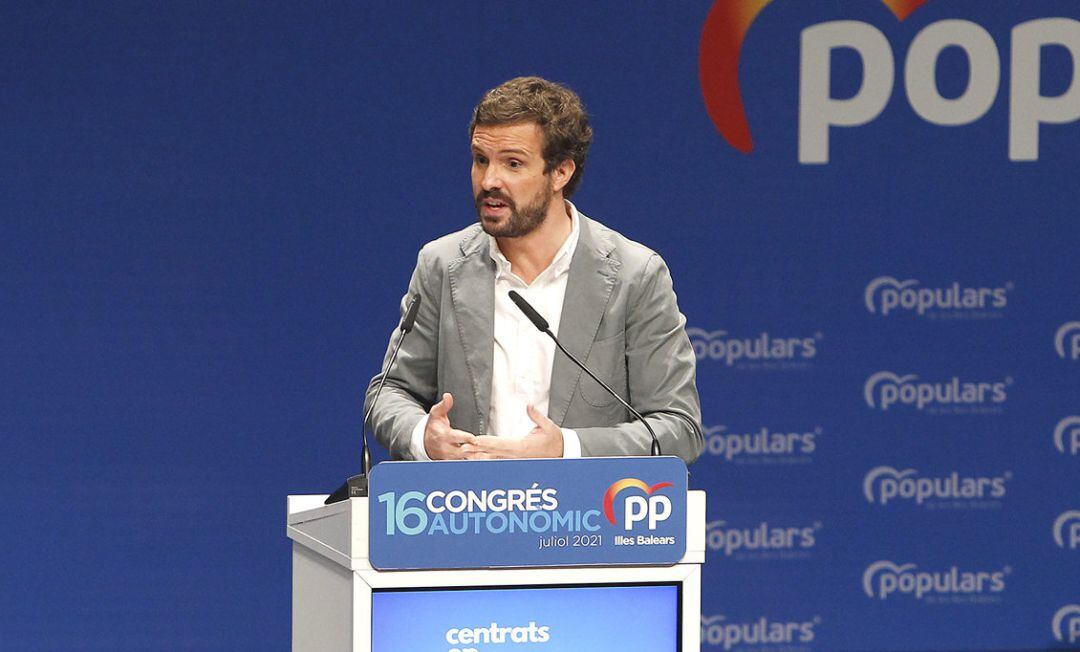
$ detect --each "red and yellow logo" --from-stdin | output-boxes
[699,0,930,153]
[603,478,674,525]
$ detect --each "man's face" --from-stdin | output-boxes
[471,122,554,238]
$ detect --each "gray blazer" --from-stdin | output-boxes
[365,213,704,464]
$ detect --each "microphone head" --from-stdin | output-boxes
[401,294,422,333]
[508,290,549,332]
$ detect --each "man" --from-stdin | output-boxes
[366,76,703,464]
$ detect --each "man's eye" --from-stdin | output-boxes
[474,156,488,165]
[508,160,522,168]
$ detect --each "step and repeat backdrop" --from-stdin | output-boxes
[2,1,1077,650]
[690,2,1079,650]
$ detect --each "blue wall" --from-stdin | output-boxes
[2,1,1078,650]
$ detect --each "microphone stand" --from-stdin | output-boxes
[325,294,420,504]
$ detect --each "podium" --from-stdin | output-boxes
[287,458,705,651]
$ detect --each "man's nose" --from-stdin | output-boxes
[481,165,502,190]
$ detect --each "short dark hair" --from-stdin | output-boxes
[469,76,593,198]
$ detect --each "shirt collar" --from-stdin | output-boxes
[489,200,581,283]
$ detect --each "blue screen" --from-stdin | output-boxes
[371,583,680,652]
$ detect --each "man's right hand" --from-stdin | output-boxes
[423,393,477,460]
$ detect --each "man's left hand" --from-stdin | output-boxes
[461,404,563,459]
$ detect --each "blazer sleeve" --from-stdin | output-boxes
[573,254,705,464]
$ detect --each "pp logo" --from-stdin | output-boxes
[603,478,673,531]
[687,327,820,366]
[863,371,1009,411]
[1054,417,1080,456]
[706,518,821,557]
[1053,510,1080,550]
[1055,322,1080,360]
[700,614,819,650]
[700,1,1080,162]
[862,466,1010,506]
[703,424,819,462]
[864,277,1009,316]
[1053,605,1080,645]
[862,560,1009,600]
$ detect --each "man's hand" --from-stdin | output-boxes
[462,404,563,459]
[423,393,478,460]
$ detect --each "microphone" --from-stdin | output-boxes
[507,290,662,456]
[399,291,422,333]
[325,293,422,504]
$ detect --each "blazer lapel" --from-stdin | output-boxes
[448,230,495,435]
[549,215,619,425]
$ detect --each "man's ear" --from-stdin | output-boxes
[550,159,576,194]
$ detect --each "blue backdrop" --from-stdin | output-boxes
[2,1,1078,650]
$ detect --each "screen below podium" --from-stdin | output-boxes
[371,582,681,652]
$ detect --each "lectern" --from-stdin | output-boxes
[287,457,705,651]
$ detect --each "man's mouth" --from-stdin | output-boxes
[479,196,512,216]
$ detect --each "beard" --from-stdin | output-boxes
[475,180,553,239]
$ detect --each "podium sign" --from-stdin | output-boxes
[368,456,688,570]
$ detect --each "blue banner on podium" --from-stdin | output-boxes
[368,457,688,570]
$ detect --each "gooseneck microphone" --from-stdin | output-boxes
[326,293,421,504]
[507,290,662,456]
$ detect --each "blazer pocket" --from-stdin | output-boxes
[579,332,628,408]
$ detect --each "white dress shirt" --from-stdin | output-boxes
[409,202,583,460]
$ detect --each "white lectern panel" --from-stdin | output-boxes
[287,491,705,651]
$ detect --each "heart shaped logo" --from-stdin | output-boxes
[603,478,674,525]
[699,0,930,153]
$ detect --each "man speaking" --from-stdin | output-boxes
[366,76,703,464]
